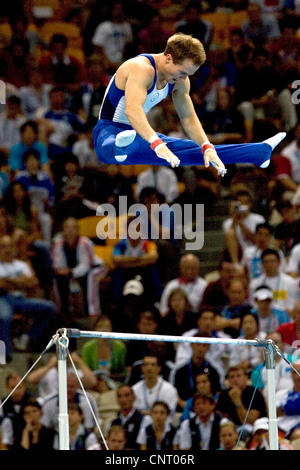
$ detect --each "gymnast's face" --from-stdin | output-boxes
[164,55,199,83]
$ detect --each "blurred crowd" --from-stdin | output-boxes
[2,0,300,451]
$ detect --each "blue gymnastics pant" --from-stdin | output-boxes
[93,119,280,168]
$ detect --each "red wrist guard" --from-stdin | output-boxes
[150,138,164,151]
[201,142,215,154]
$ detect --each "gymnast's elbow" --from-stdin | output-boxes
[125,105,144,124]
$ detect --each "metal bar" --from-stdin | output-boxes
[65,328,268,348]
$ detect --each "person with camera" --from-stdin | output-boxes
[222,189,265,264]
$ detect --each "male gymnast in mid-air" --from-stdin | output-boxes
[93,32,286,176]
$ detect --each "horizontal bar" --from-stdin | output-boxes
[64,328,269,348]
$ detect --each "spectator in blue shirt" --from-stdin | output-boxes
[15,149,55,244]
[8,120,49,177]
[42,86,85,162]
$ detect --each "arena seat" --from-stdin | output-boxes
[39,20,82,49]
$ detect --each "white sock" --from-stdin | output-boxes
[263,132,286,150]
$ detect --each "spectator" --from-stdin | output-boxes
[228,310,266,372]
[276,361,300,435]
[111,214,161,302]
[285,241,300,278]
[39,33,85,94]
[176,392,222,450]
[235,46,295,138]
[72,121,101,170]
[54,153,97,224]
[275,123,300,197]
[2,180,42,244]
[251,285,290,334]
[137,401,178,450]
[218,420,246,450]
[0,95,26,158]
[191,43,237,119]
[26,352,97,400]
[180,372,218,423]
[175,307,230,382]
[125,307,173,384]
[9,120,50,178]
[249,416,293,450]
[250,0,286,16]
[138,186,180,285]
[272,17,300,82]
[273,200,300,257]
[241,2,281,47]
[216,279,249,339]
[135,165,179,204]
[109,275,146,333]
[0,152,9,199]
[249,248,298,312]
[81,316,127,383]
[126,339,174,387]
[54,403,100,450]
[88,369,119,433]
[106,424,127,450]
[19,66,51,119]
[201,260,241,310]
[8,15,40,56]
[174,1,213,49]
[72,55,109,123]
[0,234,56,357]
[159,254,207,316]
[227,28,253,72]
[52,217,107,319]
[15,149,55,244]
[158,287,197,338]
[203,87,246,145]
[250,331,294,400]
[222,189,265,263]
[40,371,99,433]
[138,13,171,54]
[241,222,286,280]
[132,355,178,418]
[91,1,133,72]
[2,37,32,88]
[109,384,145,450]
[2,180,54,294]
[0,370,37,445]
[12,398,57,450]
[215,365,267,427]
[171,338,221,411]
[42,86,84,159]
[277,299,300,352]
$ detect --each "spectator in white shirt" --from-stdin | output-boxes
[249,248,298,313]
[159,254,207,316]
[274,122,300,196]
[135,165,179,204]
[241,222,286,280]
[132,355,178,419]
[91,1,133,71]
[223,189,265,263]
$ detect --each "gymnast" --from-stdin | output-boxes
[93,32,286,176]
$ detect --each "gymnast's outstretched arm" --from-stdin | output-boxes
[172,77,226,173]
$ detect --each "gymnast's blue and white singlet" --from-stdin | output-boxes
[93,54,286,167]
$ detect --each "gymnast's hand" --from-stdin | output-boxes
[155,143,180,168]
[204,148,227,177]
